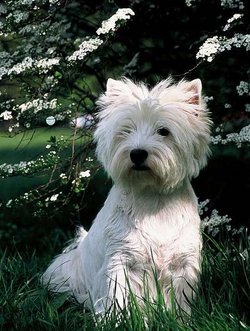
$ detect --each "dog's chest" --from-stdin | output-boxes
[117,211,185,265]
[103,189,200,272]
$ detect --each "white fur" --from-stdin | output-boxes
[42,77,211,315]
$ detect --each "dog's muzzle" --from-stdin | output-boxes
[130,149,150,171]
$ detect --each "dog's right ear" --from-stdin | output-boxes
[106,78,118,92]
[106,78,127,96]
[96,79,127,112]
[97,78,140,111]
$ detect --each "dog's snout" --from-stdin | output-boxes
[130,149,148,165]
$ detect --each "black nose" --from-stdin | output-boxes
[130,149,148,165]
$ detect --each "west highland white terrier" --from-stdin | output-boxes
[42,77,211,316]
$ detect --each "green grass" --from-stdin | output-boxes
[0,233,249,331]
[0,127,74,160]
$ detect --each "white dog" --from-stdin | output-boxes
[42,77,211,315]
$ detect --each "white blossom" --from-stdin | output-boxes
[18,97,58,114]
[1,56,60,80]
[198,199,210,216]
[245,104,250,112]
[221,0,245,9]
[197,34,250,61]
[20,0,35,4]
[6,199,12,208]
[224,103,232,109]
[49,0,59,5]
[50,193,59,201]
[0,151,59,178]
[59,173,67,180]
[211,124,250,147]
[236,81,250,96]
[185,0,195,6]
[79,170,91,178]
[223,13,242,31]
[201,209,232,236]
[186,0,245,8]
[96,8,135,35]
[204,95,214,103]
[196,36,221,62]
[67,37,103,62]
[8,56,33,76]
[35,57,60,73]
[55,114,65,121]
[0,111,13,120]
[6,10,29,24]
[67,8,134,63]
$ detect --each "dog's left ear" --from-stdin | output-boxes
[183,79,202,105]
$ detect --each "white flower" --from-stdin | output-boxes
[79,170,91,178]
[245,104,250,112]
[0,111,13,120]
[96,8,135,35]
[223,13,242,31]
[221,0,245,9]
[211,124,250,147]
[55,114,65,121]
[236,81,250,96]
[185,0,195,6]
[46,145,51,149]
[18,97,58,114]
[203,96,214,103]
[197,33,250,61]
[201,209,232,236]
[6,199,12,207]
[50,193,59,201]
[35,57,60,73]
[67,37,103,62]
[196,36,220,61]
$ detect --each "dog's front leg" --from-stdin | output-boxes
[166,259,200,315]
[92,257,129,315]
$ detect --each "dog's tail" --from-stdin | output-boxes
[62,226,88,253]
[41,226,89,303]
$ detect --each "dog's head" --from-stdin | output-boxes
[94,78,211,192]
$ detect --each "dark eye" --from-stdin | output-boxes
[122,129,131,135]
[157,128,170,136]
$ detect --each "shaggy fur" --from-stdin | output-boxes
[42,77,211,315]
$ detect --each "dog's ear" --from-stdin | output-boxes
[183,79,202,105]
[106,78,126,95]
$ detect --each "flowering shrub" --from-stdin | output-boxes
[199,200,245,237]
[0,1,134,131]
[0,1,135,216]
[186,0,249,149]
